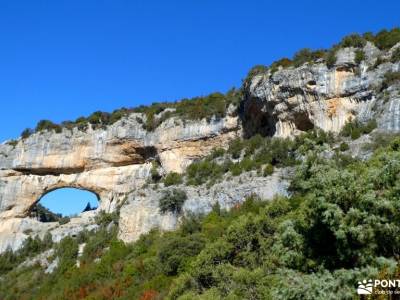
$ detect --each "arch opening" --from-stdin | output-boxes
[30,187,99,222]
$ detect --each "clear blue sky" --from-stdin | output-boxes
[2,0,399,215]
[39,188,98,216]
[1,0,399,143]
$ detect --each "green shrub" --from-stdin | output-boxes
[228,138,243,159]
[163,172,183,186]
[95,210,120,227]
[270,57,292,73]
[325,50,337,68]
[186,160,223,186]
[339,142,350,152]
[150,161,162,182]
[6,139,18,147]
[355,49,365,64]
[21,128,34,139]
[263,164,274,176]
[55,236,79,274]
[243,65,268,85]
[209,147,225,159]
[382,71,400,89]
[341,119,377,140]
[339,33,366,48]
[292,48,325,67]
[373,28,400,50]
[158,234,205,275]
[159,189,187,214]
[35,119,62,133]
[391,47,400,62]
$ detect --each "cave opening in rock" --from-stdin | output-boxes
[31,188,99,222]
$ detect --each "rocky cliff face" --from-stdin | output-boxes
[0,112,240,252]
[1,41,400,253]
[243,42,400,137]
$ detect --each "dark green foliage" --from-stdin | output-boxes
[186,160,224,186]
[158,234,205,275]
[135,90,241,131]
[80,227,117,263]
[55,236,79,275]
[339,33,367,48]
[30,203,61,222]
[382,71,400,89]
[372,28,400,50]
[163,172,183,186]
[263,164,274,176]
[35,119,62,133]
[159,189,187,214]
[150,161,161,182]
[227,138,243,159]
[95,210,120,227]
[20,89,240,138]
[243,65,268,85]
[339,142,349,152]
[209,147,225,159]
[21,128,34,139]
[325,49,337,68]
[182,131,333,187]
[0,233,53,275]
[6,139,18,147]
[340,119,377,140]
[355,49,365,64]
[391,47,400,62]
[292,48,325,67]
[270,57,292,73]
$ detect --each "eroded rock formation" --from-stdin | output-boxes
[0,113,240,251]
[243,42,400,137]
[1,42,400,253]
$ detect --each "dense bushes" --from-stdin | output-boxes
[292,48,325,67]
[245,28,400,84]
[29,203,61,222]
[0,233,53,275]
[162,130,336,188]
[382,71,400,89]
[339,33,367,48]
[20,89,241,137]
[5,135,400,298]
[355,49,365,64]
[163,172,183,186]
[369,27,400,50]
[159,189,187,214]
[391,47,400,62]
[340,119,377,139]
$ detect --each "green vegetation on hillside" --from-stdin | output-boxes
[244,27,400,83]
[162,129,335,188]
[3,135,400,298]
[20,89,241,138]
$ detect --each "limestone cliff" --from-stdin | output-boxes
[0,113,240,252]
[1,40,400,253]
[243,42,400,137]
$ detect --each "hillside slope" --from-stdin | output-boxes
[1,28,400,299]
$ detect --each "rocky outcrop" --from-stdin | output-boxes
[243,42,400,137]
[118,168,290,243]
[0,113,240,251]
[2,41,400,254]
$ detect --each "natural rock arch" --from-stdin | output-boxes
[33,186,100,217]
